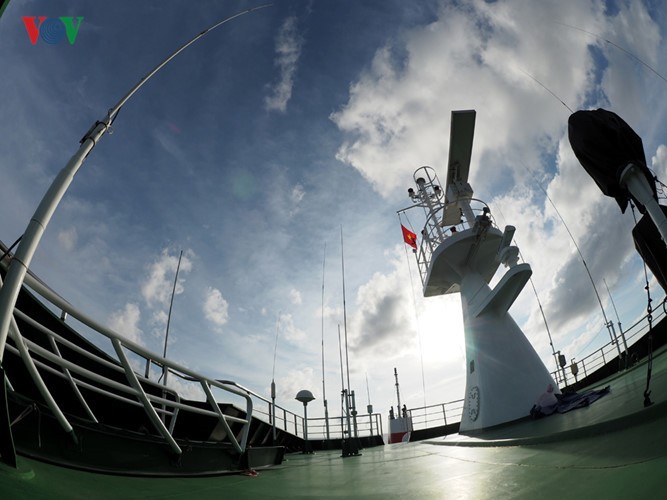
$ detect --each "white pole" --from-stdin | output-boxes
[0,5,271,361]
[321,243,330,441]
[620,163,667,243]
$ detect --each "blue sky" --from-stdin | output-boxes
[1,0,667,420]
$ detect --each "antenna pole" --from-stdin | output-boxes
[365,373,374,438]
[0,5,273,361]
[271,313,280,444]
[337,324,349,440]
[394,367,402,414]
[161,250,183,386]
[340,226,357,439]
[525,167,621,357]
[604,279,629,358]
[321,243,330,440]
[341,227,351,395]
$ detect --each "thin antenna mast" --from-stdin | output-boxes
[523,166,621,355]
[394,367,402,413]
[340,227,351,394]
[492,205,562,380]
[604,279,629,355]
[554,22,667,85]
[520,69,573,113]
[527,264,560,370]
[271,312,281,443]
[161,250,183,386]
[321,243,330,440]
[337,324,347,440]
[365,372,375,437]
[0,4,273,360]
[340,226,358,441]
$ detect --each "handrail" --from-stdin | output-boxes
[406,399,464,431]
[550,297,667,386]
[304,413,384,440]
[201,380,246,453]
[2,265,256,456]
[6,241,663,447]
[5,306,75,437]
[6,334,176,409]
[413,198,494,287]
[111,337,181,454]
[46,335,98,423]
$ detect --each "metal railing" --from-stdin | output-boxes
[550,297,667,386]
[305,412,384,441]
[1,250,385,453]
[2,267,254,456]
[414,199,494,287]
[405,399,464,431]
[248,398,384,442]
[9,245,659,450]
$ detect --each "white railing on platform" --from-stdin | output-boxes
[413,199,494,288]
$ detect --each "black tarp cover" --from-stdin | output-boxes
[568,108,655,213]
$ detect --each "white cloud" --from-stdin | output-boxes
[289,288,302,305]
[165,375,205,402]
[345,245,465,364]
[653,144,667,178]
[141,249,193,309]
[329,0,665,382]
[275,366,318,401]
[203,286,230,328]
[265,15,304,113]
[108,303,143,345]
[289,183,305,216]
[291,183,305,204]
[57,227,77,252]
[330,1,602,197]
[278,312,306,342]
[151,309,169,329]
[3,1,665,421]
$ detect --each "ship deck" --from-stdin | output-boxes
[3,345,667,498]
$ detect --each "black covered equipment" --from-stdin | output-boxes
[568,108,655,213]
[568,108,667,293]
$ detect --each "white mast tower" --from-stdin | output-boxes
[399,110,557,432]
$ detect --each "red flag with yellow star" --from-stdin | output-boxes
[401,224,417,249]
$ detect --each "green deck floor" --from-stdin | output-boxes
[3,349,667,499]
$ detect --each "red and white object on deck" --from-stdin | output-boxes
[388,413,413,444]
[388,368,413,444]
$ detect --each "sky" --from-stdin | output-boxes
[1,0,667,424]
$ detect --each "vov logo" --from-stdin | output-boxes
[22,16,84,45]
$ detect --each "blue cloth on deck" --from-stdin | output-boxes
[530,385,611,418]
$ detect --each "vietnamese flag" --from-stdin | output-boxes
[401,225,417,249]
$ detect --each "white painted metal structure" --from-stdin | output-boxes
[0,261,254,455]
[399,110,557,432]
[388,367,413,443]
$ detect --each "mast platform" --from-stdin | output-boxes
[398,110,557,433]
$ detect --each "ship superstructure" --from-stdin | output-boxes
[399,110,557,432]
